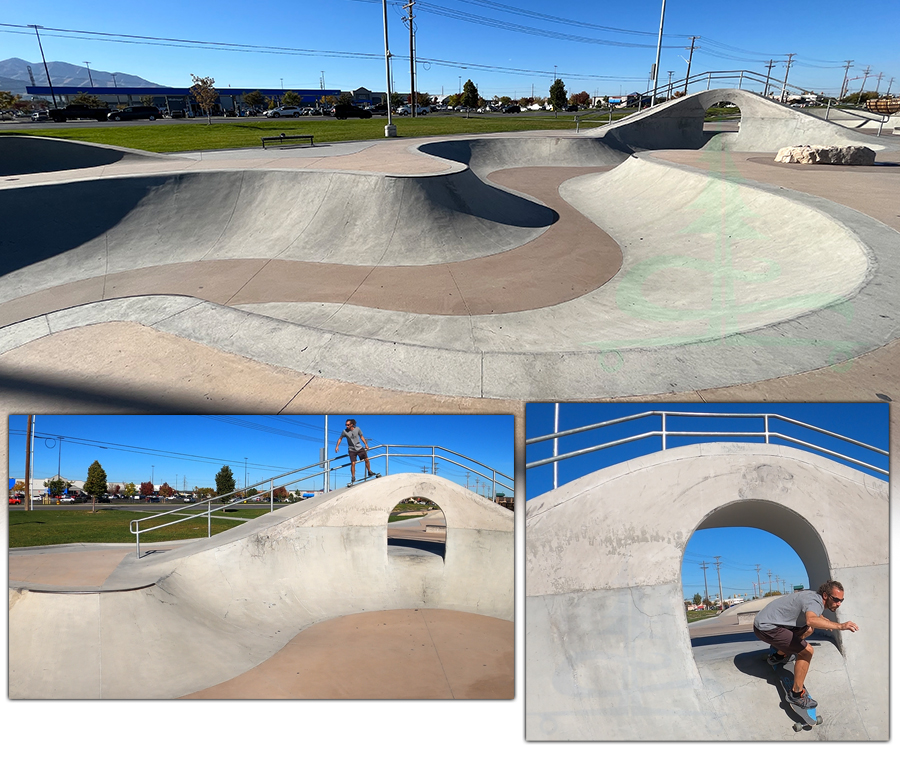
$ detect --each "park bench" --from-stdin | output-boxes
[261,133,314,148]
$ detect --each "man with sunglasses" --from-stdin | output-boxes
[335,418,377,485]
[752,580,858,709]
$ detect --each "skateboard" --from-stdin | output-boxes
[346,472,382,488]
[767,650,823,731]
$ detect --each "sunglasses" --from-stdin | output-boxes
[827,595,844,604]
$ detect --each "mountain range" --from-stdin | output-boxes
[0,58,168,94]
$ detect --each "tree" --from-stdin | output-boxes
[159,482,175,498]
[194,486,215,500]
[123,482,137,498]
[570,90,590,107]
[140,481,155,497]
[111,484,121,496]
[416,91,431,108]
[139,94,155,107]
[390,92,405,109]
[462,79,479,109]
[190,74,218,125]
[69,91,106,108]
[0,91,16,111]
[282,90,302,107]
[518,96,532,108]
[549,79,567,113]
[242,90,265,112]
[693,593,702,605]
[84,460,108,512]
[215,465,236,497]
[273,486,289,501]
[337,92,354,106]
[498,95,511,106]
[447,92,461,108]
[45,478,68,497]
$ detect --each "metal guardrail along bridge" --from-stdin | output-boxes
[130,444,513,557]
[526,410,889,490]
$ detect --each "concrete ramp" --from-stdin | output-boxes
[0,134,168,176]
[526,444,888,740]
[587,88,897,153]
[9,473,513,698]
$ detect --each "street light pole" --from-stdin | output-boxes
[84,61,94,88]
[29,25,58,107]
[382,0,396,136]
[651,0,667,107]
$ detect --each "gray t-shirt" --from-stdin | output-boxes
[754,590,824,631]
[341,426,365,451]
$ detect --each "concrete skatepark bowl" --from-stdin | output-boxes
[525,444,888,740]
[8,473,514,699]
[1,89,899,405]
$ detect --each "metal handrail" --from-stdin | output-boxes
[526,411,888,487]
[130,443,512,557]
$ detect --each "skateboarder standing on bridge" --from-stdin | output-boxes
[335,419,374,484]
[752,580,859,710]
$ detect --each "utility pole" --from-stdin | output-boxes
[24,416,33,512]
[755,564,762,595]
[840,60,854,100]
[775,575,781,594]
[84,61,94,88]
[700,561,710,606]
[767,569,773,595]
[780,54,796,102]
[874,72,884,95]
[763,60,775,97]
[859,65,871,96]
[714,556,724,610]
[667,70,674,99]
[683,36,698,95]
[29,25,57,107]
[403,1,417,117]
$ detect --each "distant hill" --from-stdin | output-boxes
[0,58,169,94]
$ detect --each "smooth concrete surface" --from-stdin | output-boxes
[526,444,888,740]
[9,473,513,699]
[181,608,514,699]
[2,94,899,402]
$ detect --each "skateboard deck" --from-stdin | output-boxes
[767,650,823,731]
[346,472,382,488]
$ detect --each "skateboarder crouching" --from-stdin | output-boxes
[752,580,858,709]
[335,419,374,484]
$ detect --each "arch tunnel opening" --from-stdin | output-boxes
[387,496,446,560]
[682,500,837,652]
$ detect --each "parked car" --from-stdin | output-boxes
[107,105,161,121]
[48,105,109,122]
[168,109,186,119]
[9,496,22,504]
[264,106,302,118]
[332,104,373,119]
[31,110,50,122]
[501,104,520,113]
[59,495,75,503]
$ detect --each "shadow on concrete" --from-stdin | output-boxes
[387,537,445,558]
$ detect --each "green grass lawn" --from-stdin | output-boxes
[9,506,271,548]
[0,112,620,153]
[686,609,721,623]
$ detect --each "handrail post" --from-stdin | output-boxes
[386,445,390,477]
[764,414,770,444]
[662,412,667,450]
[432,446,435,475]
[492,470,496,501]
[135,528,140,559]
[208,499,211,538]
[270,480,274,512]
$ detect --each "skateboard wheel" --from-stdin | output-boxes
[816,716,823,725]
[792,724,802,732]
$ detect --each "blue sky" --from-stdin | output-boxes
[526,402,889,600]
[3,1,897,98]
[7,414,514,494]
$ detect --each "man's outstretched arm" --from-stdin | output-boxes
[806,611,859,632]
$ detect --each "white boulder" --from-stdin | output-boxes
[774,144,876,165]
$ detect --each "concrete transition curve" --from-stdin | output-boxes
[526,444,888,740]
[2,92,899,399]
[9,473,513,699]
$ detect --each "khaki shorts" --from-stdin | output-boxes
[753,624,810,653]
